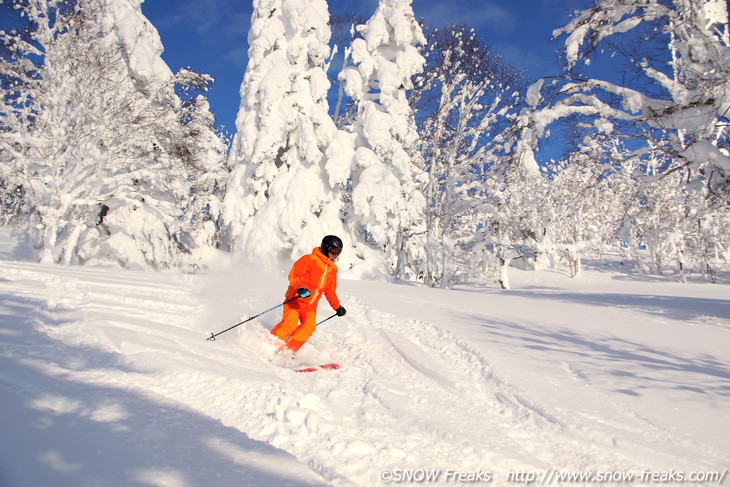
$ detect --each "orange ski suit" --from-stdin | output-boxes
[270,247,341,352]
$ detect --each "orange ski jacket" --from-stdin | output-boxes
[285,247,340,310]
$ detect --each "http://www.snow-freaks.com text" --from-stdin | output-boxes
[379,467,728,484]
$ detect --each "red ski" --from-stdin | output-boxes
[295,363,340,373]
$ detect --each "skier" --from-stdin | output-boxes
[270,235,347,352]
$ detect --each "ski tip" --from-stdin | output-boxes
[320,363,340,370]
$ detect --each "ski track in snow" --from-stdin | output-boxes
[1,249,729,486]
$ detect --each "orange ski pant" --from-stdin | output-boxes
[270,304,317,352]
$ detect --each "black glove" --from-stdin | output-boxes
[297,287,310,298]
[336,306,346,317]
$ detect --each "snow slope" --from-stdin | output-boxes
[0,228,728,487]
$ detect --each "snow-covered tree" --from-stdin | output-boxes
[223,0,355,266]
[561,0,725,169]
[474,159,550,290]
[610,144,730,281]
[503,0,730,281]
[334,0,427,278]
[0,0,226,268]
[522,0,728,199]
[410,24,525,287]
[329,12,367,127]
[172,71,229,253]
[540,150,622,278]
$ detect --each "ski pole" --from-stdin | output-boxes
[316,313,338,327]
[207,295,300,341]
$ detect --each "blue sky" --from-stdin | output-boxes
[141,0,593,135]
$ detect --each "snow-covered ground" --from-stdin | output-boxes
[0,227,728,487]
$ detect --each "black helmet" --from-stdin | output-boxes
[321,235,343,256]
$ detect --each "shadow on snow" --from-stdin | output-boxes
[0,289,326,487]
[463,312,730,399]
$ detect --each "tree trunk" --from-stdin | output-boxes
[498,257,512,290]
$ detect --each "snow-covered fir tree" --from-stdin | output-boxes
[0,0,226,269]
[222,0,362,268]
[334,0,427,278]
